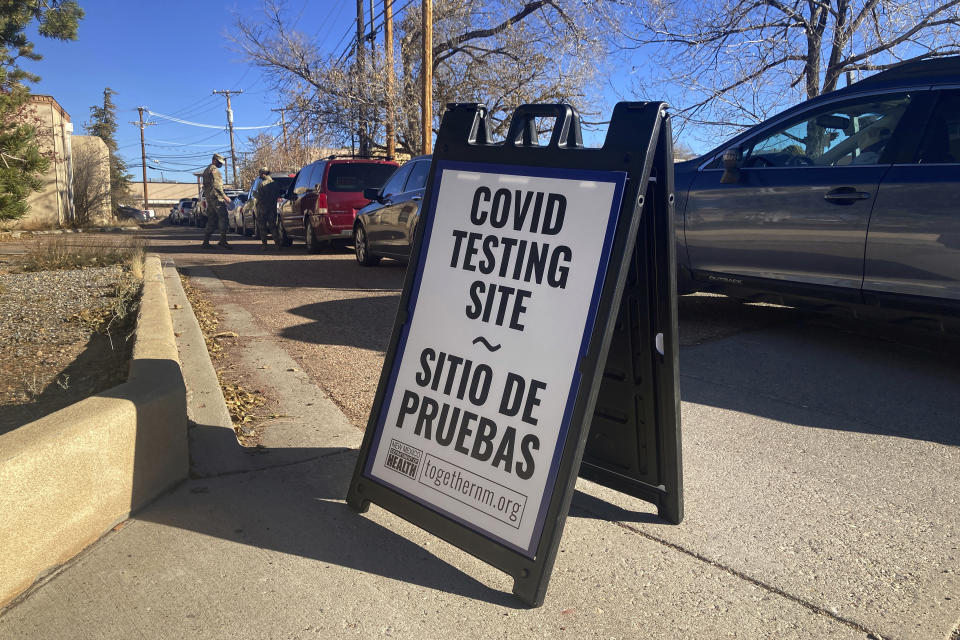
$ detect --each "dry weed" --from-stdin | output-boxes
[180,275,269,443]
[20,236,149,273]
[69,274,142,350]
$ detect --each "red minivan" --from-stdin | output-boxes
[276,157,398,252]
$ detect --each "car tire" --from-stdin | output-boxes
[354,225,380,266]
[274,217,292,247]
[305,222,321,254]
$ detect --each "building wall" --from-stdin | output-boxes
[128,181,236,211]
[9,95,74,229]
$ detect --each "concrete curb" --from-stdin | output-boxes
[0,254,188,608]
[177,264,361,453]
[161,258,257,477]
[164,259,355,475]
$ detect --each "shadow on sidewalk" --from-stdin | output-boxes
[281,296,401,350]
[135,426,524,608]
[679,297,960,447]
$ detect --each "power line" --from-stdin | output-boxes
[145,109,279,130]
[164,94,221,120]
[147,130,228,148]
[337,0,415,64]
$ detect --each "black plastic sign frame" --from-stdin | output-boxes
[348,102,681,607]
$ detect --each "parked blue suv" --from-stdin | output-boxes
[674,57,960,322]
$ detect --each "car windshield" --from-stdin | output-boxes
[327,163,396,192]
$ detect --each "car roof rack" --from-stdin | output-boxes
[323,153,396,161]
[852,56,960,87]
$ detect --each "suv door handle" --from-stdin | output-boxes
[411,196,422,202]
[824,187,870,203]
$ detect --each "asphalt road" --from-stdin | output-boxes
[136,223,960,639]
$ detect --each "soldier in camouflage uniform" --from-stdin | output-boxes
[254,167,278,249]
[201,153,233,249]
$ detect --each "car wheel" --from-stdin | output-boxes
[305,222,321,254]
[354,225,380,266]
[274,217,292,247]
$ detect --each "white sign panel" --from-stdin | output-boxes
[365,160,626,556]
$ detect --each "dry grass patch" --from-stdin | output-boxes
[19,235,146,273]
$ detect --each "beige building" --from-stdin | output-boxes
[7,95,76,229]
[128,181,210,211]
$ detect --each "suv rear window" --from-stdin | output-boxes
[327,163,396,192]
[272,176,294,191]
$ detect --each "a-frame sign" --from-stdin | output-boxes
[347,102,681,607]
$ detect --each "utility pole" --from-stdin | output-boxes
[213,89,243,186]
[355,0,368,156]
[131,107,155,209]
[271,106,289,168]
[422,0,432,154]
[384,0,395,158]
[369,0,378,155]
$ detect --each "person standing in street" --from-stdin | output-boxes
[254,168,277,250]
[202,153,233,249]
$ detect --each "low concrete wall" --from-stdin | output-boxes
[0,255,188,608]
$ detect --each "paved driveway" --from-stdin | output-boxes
[138,226,960,638]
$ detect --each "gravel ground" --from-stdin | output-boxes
[0,265,135,433]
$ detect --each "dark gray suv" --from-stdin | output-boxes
[353,155,432,265]
[675,57,960,321]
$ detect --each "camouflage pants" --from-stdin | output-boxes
[203,200,228,242]
[255,206,277,244]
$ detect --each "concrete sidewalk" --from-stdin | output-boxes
[0,266,957,640]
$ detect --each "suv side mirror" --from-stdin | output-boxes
[720,146,744,184]
[363,186,381,201]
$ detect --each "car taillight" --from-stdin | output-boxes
[316,192,328,214]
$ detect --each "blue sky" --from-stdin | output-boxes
[25,0,358,183]
[24,0,723,185]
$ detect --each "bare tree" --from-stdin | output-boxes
[232,0,614,157]
[622,0,960,142]
[71,137,112,227]
[237,132,344,186]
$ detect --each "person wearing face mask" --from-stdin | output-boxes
[201,153,233,249]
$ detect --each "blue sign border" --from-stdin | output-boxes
[364,159,626,557]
